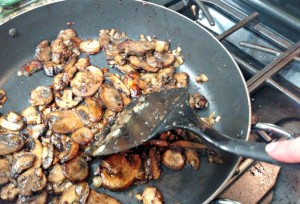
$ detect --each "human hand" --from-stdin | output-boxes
[265,137,300,163]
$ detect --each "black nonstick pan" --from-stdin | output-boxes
[0,0,252,203]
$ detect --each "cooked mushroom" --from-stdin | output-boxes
[129,56,159,72]
[185,149,200,169]
[0,183,19,201]
[0,88,7,108]
[12,152,35,175]
[0,130,24,155]
[43,61,63,76]
[120,92,131,106]
[71,66,104,97]
[29,138,43,168]
[117,40,154,57]
[55,89,82,109]
[35,40,51,62]
[189,93,208,110]
[75,105,91,125]
[154,52,175,68]
[17,168,47,196]
[26,123,48,139]
[148,147,161,180]
[98,30,111,50]
[49,197,60,204]
[48,110,84,134]
[42,138,54,169]
[62,156,89,182]
[57,28,77,45]
[85,97,103,122]
[123,72,142,97]
[116,64,136,74]
[51,38,66,64]
[48,163,66,183]
[0,158,11,185]
[20,60,43,77]
[53,73,69,91]
[86,190,121,204]
[52,180,72,195]
[105,73,130,96]
[75,58,90,71]
[29,86,53,106]
[79,39,101,54]
[157,67,175,85]
[59,182,90,204]
[71,127,94,146]
[64,54,78,79]
[100,84,123,112]
[174,72,189,88]
[0,111,25,131]
[100,154,142,191]
[22,106,42,125]
[142,187,163,204]
[17,190,47,204]
[58,140,79,163]
[162,149,185,170]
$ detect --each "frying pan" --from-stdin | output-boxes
[0,0,251,203]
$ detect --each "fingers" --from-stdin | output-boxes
[265,137,300,163]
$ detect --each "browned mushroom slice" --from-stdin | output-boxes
[156,67,175,84]
[75,58,90,71]
[52,180,72,195]
[71,66,103,97]
[31,138,43,168]
[116,64,136,74]
[49,196,60,204]
[51,38,65,64]
[162,149,185,170]
[42,139,54,169]
[98,30,111,50]
[0,158,11,185]
[106,73,131,96]
[22,106,42,125]
[62,156,89,182]
[35,40,51,63]
[123,72,142,97]
[0,111,25,131]
[48,163,65,183]
[189,93,208,110]
[1,183,19,201]
[142,187,163,204]
[17,190,47,204]
[57,28,77,44]
[0,88,7,108]
[71,127,94,146]
[100,85,123,112]
[129,56,159,72]
[185,149,201,169]
[29,86,53,106]
[100,154,142,191]
[85,97,103,122]
[20,60,43,77]
[120,92,131,106]
[86,190,121,204]
[53,73,69,91]
[174,72,189,88]
[0,130,24,155]
[154,52,175,68]
[17,168,47,196]
[117,40,154,56]
[12,152,35,175]
[59,182,90,204]
[76,105,91,125]
[58,140,79,163]
[43,61,63,76]
[64,54,78,79]
[79,39,101,54]
[55,90,82,109]
[27,123,48,139]
[148,147,161,180]
[153,40,169,52]
[48,110,84,134]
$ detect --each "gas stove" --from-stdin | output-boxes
[1,0,299,203]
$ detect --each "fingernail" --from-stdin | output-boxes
[265,142,279,153]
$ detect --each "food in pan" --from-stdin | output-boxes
[0,28,219,203]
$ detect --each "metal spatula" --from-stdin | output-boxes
[90,88,300,169]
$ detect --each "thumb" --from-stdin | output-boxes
[265,137,300,163]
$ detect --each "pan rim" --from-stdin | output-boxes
[0,0,252,203]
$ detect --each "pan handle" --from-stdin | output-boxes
[252,123,298,140]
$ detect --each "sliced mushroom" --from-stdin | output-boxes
[0,183,19,201]
[20,60,43,77]
[86,190,121,204]
[30,138,43,168]
[55,89,82,109]
[12,152,35,175]
[100,154,142,191]
[48,163,65,183]
[75,58,90,71]
[64,54,78,79]
[57,28,77,43]
[185,149,200,169]
[43,61,63,76]
[49,196,60,204]
[35,40,51,63]
[100,84,123,112]
[53,180,72,195]
[117,40,154,57]
[71,127,94,146]
[51,38,66,64]
[174,72,189,88]
[129,56,159,72]
[123,72,142,97]
[42,139,54,169]
[17,190,47,204]
[62,156,89,182]
[17,168,47,196]
[157,67,175,84]
[22,106,42,125]
[105,73,130,96]
[26,123,48,139]
[142,187,163,204]
[120,92,131,106]
[48,110,84,134]
[98,30,111,50]
[29,86,53,106]
[0,111,25,131]
[76,105,91,125]
[162,149,185,170]
[53,73,70,91]
[148,147,161,180]
[59,182,90,204]
[0,130,24,155]
[58,140,79,163]
[0,158,11,185]
[154,52,175,68]
[189,93,208,110]
[116,64,136,74]
[0,88,7,108]
[85,97,103,122]
[79,39,101,54]
[71,66,104,97]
